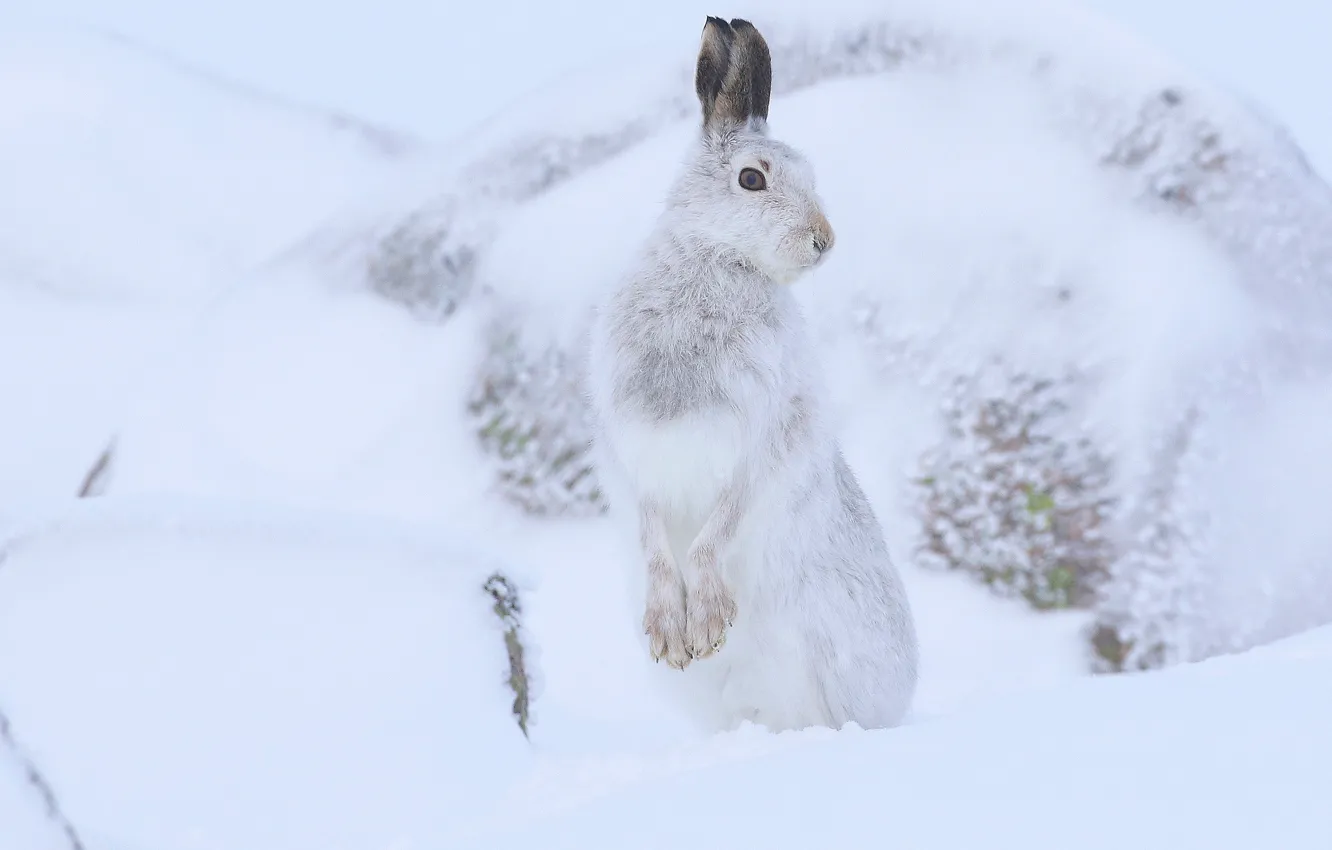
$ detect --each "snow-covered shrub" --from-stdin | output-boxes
[916,362,1117,610]
[365,207,477,321]
[467,313,604,517]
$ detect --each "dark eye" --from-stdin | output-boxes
[738,167,767,191]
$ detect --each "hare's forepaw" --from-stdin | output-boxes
[686,574,737,660]
[644,597,691,670]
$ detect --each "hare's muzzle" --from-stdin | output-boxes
[811,212,835,261]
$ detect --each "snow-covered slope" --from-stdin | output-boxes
[0,26,412,300]
[0,496,531,850]
[0,27,413,516]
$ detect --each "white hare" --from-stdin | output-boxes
[585,16,918,733]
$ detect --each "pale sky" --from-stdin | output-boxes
[5,0,1330,174]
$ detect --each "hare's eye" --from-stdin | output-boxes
[738,167,767,191]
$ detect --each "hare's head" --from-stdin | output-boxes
[670,17,834,283]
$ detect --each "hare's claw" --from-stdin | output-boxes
[686,578,737,661]
[644,602,691,670]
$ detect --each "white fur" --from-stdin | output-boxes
[584,21,918,733]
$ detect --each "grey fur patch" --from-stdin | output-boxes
[782,395,812,453]
[611,338,734,421]
[607,256,782,422]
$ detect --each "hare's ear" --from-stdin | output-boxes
[696,16,773,131]
[695,16,736,129]
[728,18,772,122]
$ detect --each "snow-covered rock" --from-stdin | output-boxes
[281,0,1332,668]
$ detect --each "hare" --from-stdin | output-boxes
[585,16,918,733]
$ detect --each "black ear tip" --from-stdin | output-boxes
[704,15,730,30]
[729,18,768,49]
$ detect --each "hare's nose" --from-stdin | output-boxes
[813,234,831,254]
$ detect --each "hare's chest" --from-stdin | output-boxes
[612,409,750,512]
[599,300,793,508]
[613,320,787,419]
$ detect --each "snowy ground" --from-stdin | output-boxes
[2,495,1325,850]
[0,497,530,850]
[478,626,1332,850]
[3,1,1332,848]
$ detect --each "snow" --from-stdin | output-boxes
[0,293,168,512]
[107,273,487,520]
[2,0,1332,847]
[2,490,1324,850]
[0,724,74,850]
[1172,377,1332,654]
[0,25,413,518]
[0,496,530,850]
[0,28,407,301]
[1081,0,1332,178]
[469,626,1332,850]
